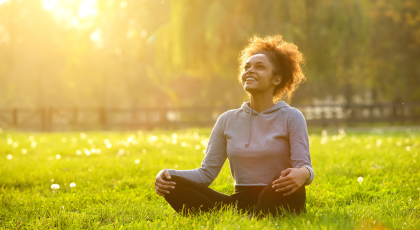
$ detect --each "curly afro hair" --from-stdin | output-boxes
[238,35,306,103]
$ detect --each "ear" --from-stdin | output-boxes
[272,76,282,86]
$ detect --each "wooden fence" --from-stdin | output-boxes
[0,102,419,131]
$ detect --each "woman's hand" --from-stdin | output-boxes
[155,169,176,197]
[272,167,310,196]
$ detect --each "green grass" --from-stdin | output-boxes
[0,128,419,229]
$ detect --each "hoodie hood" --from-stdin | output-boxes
[241,101,291,147]
[241,101,290,115]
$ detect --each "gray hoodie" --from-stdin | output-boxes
[167,101,314,187]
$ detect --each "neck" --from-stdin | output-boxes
[248,93,275,113]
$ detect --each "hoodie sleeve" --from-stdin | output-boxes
[166,112,229,187]
[287,108,315,186]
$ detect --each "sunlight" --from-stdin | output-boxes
[90,28,101,41]
[42,0,56,11]
[78,0,97,18]
[0,0,8,5]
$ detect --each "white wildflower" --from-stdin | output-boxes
[358,177,363,184]
[135,159,140,164]
[51,184,60,190]
[70,182,76,188]
[7,154,12,160]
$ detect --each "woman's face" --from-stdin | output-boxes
[241,54,281,95]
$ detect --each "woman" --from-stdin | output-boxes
[154,35,314,218]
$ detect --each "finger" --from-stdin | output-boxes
[157,176,176,185]
[155,186,165,196]
[155,181,176,190]
[156,190,165,196]
[283,187,298,196]
[164,170,171,179]
[272,176,291,184]
[281,168,292,178]
[275,184,294,193]
[272,180,293,190]
[156,186,170,195]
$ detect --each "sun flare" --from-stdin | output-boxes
[42,0,98,26]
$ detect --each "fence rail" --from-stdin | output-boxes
[0,102,419,131]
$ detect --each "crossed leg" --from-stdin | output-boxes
[163,175,235,216]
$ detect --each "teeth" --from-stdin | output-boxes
[246,77,256,81]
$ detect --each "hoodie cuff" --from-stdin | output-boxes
[303,166,314,186]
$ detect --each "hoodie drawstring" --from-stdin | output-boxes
[245,112,251,147]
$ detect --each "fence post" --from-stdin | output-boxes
[48,107,53,132]
[12,108,18,128]
[41,107,46,132]
[72,107,78,126]
[99,107,107,130]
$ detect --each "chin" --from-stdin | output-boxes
[243,86,256,94]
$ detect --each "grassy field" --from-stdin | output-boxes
[0,127,419,229]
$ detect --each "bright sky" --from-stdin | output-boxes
[0,0,9,5]
[42,0,98,20]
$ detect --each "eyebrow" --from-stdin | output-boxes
[245,61,266,65]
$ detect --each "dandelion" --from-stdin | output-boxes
[31,141,37,148]
[84,148,91,156]
[406,146,411,151]
[320,137,327,145]
[51,179,54,182]
[7,154,12,160]
[202,149,206,154]
[358,177,363,184]
[338,128,346,137]
[13,142,18,148]
[7,138,13,145]
[76,150,82,155]
[61,137,67,143]
[80,133,87,139]
[96,149,101,154]
[135,159,140,164]
[51,184,60,190]
[201,139,208,147]
[105,140,112,149]
[321,130,328,136]
[55,154,61,160]
[22,149,27,154]
[118,149,125,155]
[70,182,76,188]
[195,145,201,150]
[181,142,187,147]
[396,141,402,147]
[376,139,382,147]
[171,139,178,145]
[91,148,97,153]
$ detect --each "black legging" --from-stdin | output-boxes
[163,175,306,217]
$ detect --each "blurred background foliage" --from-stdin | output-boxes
[0,0,419,109]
